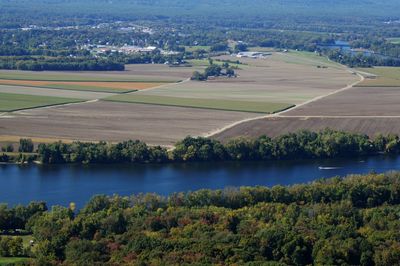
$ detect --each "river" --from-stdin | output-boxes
[1,155,400,207]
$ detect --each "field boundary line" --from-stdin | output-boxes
[0,83,137,94]
[138,78,191,92]
[275,115,400,118]
[0,77,177,83]
[204,70,364,138]
[103,98,288,114]
[277,71,364,116]
[8,99,99,114]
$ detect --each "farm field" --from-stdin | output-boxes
[0,65,192,82]
[119,52,358,113]
[0,85,113,100]
[105,94,293,113]
[213,117,400,141]
[0,64,199,102]
[213,85,400,141]
[0,92,82,112]
[0,65,196,95]
[0,52,361,145]
[0,101,258,146]
[356,67,400,87]
[284,86,400,116]
[0,80,165,93]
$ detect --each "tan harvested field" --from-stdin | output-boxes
[134,53,358,105]
[0,64,199,82]
[213,117,400,141]
[213,85,400,141]
[284,87,400,116]
[356,77,400,87]
[0,101,258,146]
[0,80,164,90]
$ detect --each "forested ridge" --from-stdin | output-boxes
[1,173,400,264]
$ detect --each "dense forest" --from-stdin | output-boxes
[0,56,125,71]
[1,173,400,264]
[3,129,400,164]
[2,0,400,26]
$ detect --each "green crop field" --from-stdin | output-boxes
[105,94,293,113]
[0,92,83,112]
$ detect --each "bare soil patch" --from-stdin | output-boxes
[0,101,258,146]
[284,87,400,116]
[0,80,163,90]
[213,117,400,141]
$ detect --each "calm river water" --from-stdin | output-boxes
[1,155,400,207]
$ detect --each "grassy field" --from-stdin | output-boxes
[184,45,211,52]
[279,50,343,69]
[248,46,277,52]
[188,59,243,68]
[105,94,292,113]
[387,38,400,44]
[358,67,400,79]
[0,92,83,112]
[0,257,30,264]
[356,67,400,87]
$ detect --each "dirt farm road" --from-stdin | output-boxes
[204,71,366,138]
